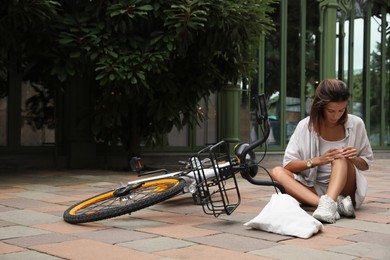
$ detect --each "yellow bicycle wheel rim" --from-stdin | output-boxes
[69,178,180,215]
[142,179,180,192]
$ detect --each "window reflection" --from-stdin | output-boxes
[285,2,301,141]
[196,94,217,146]
[352,18,364,118]
[166,93,217,147]
[369,3,383,146]
[386,12,390,146]
[167,125,188,147]
[0,90,6,146]
[21,81,55,146]
[305,1,320,116]
[265,3,281,146]
[0,59,6,146]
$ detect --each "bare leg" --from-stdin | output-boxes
[270,166,319,207]
[326,157,357,204]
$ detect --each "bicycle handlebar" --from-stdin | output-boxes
[238,94,285,193]
[239,93,270,162]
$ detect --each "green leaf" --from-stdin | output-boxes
[136,72,145,80]
[138,5,154,11]
[70,52,81,58]
[109,73,116,81]
[131,77,137,84]
[58,38,74,45]
[107,50,118,58]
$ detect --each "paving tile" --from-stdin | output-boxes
[219,212,259,223]
[240,191,273,200]
[364,200,390,209]
[3,232,77,247]
[233,204,265,214]
[329,241,390,259]
[12,184,64,193]
[0,198,57,210]
[118,236,194,252]
[0,188,27,194]
[99,215,168,230]
[136,223,221,239]
[380,209,390,216]
[334,219,390,235]
[368,192,390,199]
[198,221,291,242]
[56,184,94,191]
[319,225,363,238]
[30,239,157,260]
[10,190,71,203]
[131,209,222,225]
[0,250,62,260]
[148,198,204,215]
[355,211,390,223]
[156,244,268,260]
[281,233,353,250]
[0,241,25,254]
[0,225,50,240]
[0,188,25,195]
[0,220,14,227]
[250,244,356,260]
[33,220,107,234]
[188,233,276,252]
[74,228,157,243]
[0,209,61,226]
[342,231,390,247]
[356,205,387,214]
[0,194,16,200]
[31,204,68,213]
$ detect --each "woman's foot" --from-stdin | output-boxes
[337,195,355,218]
[313,195,338,223]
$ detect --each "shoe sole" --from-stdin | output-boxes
[313,212,336,224]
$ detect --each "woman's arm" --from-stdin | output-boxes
[284,159,311,173]
[342,146,369,170]
[285,147,343,172]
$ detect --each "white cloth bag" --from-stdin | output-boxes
[244,194,323,239]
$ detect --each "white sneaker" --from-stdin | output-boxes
[337,195,355,218]
[313,195,338,223]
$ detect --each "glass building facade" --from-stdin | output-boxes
[163,0,390,152]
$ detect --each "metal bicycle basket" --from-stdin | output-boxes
[191,140,241,217]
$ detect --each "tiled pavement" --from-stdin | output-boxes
[0,158,389,259]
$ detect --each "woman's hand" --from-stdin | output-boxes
[316,148,344,166]
[341,146,369,170]
[341,146,357,160]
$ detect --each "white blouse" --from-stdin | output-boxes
[317,136,348,184]
[283,114,374,208]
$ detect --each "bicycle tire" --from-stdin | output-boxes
[63,178,186,224]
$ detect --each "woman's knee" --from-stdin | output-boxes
[332,157,355,175]
[270,166,287,181]
[332,157,349,167]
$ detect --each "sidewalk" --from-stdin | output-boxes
[0,159,389,259]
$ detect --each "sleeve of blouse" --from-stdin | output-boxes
[355,118,374,166]
[283,120,305,167]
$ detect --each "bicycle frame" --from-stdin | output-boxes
[124,93,285,217]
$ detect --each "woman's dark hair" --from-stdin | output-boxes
[309,79,350,133]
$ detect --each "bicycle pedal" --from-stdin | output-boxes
[191,190,210,205]
[129,157,143,172]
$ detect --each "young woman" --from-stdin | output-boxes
[270,79,373,223]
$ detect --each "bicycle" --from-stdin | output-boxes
[63,93,285,224]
